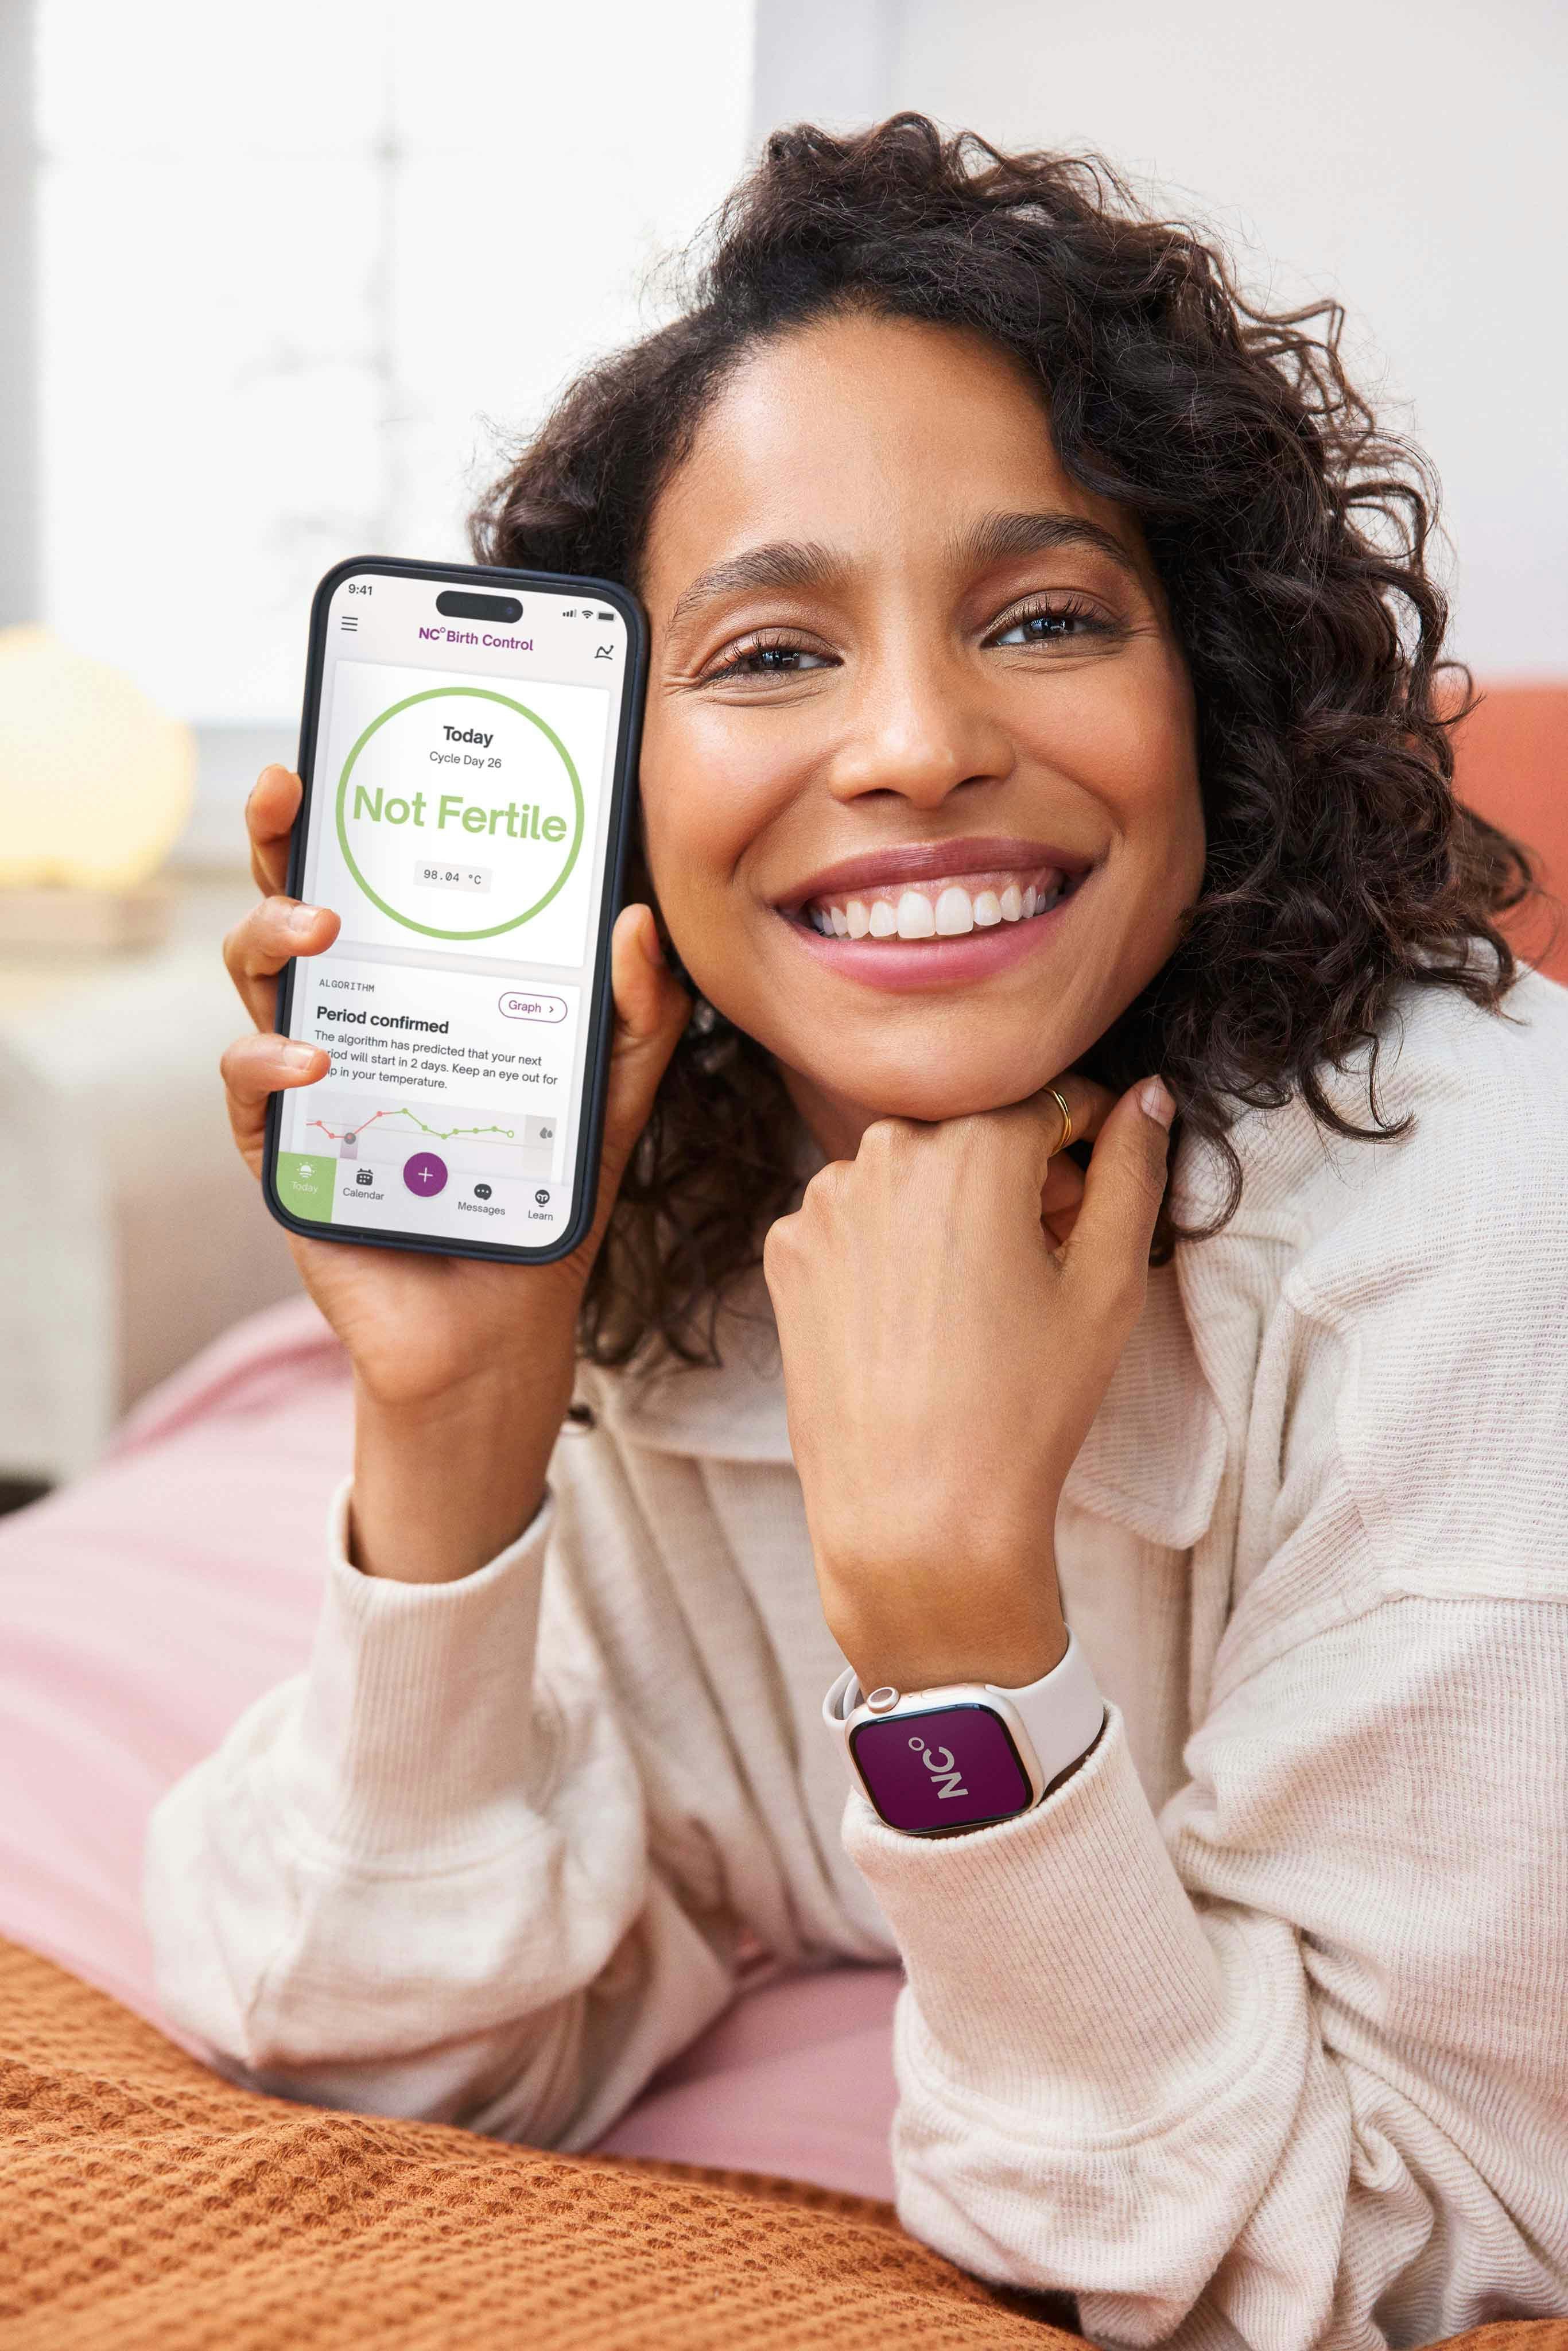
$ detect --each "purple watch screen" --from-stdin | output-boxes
[850,1704,1032,1834]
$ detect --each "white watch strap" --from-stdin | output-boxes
[824,1629,1105,1798]
[990,1630,1106,1787]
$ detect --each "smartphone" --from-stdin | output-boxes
[262,556,646,1264]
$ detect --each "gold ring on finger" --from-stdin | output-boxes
[1046,1084,1074,1155]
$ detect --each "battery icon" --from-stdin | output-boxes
[597,610,614,621]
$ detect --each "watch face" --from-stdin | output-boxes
[849,1702,1033,1834]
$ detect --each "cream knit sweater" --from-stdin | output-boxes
[146,972,1568,2350]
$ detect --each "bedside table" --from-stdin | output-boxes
[0,876,303,1486]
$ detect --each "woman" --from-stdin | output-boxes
[147,119,1568,2347]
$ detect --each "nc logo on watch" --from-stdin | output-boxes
[910,1737,968,1801]
[850,1704,1033,1834]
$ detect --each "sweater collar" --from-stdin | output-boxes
[588,1240,1227,1555]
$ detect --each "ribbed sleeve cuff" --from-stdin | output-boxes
[843,1705,1229,2134]
[288,1478,556,1863]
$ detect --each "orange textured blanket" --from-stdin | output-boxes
[0,1939,1562,2351]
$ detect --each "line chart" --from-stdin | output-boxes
[305,1106,519,1144]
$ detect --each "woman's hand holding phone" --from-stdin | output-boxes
[763,1077,1175,1698]
[220,765,689,1584]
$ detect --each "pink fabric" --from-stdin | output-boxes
[0,1297,899,2199]
[595,1963,900,2190]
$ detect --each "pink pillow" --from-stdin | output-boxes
[0,1298,899,2199]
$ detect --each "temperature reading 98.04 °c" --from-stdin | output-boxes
[416,862,492,895]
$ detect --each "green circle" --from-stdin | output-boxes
[335,687,585,940]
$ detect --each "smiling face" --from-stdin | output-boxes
[637,311,1205,1149]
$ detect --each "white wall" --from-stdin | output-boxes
[756,0,1567,679]
[0,0,37,632]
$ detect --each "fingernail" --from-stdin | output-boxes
[286,903,320,936]
[282,1043,320,1073]
[1139,1077,1176,1130]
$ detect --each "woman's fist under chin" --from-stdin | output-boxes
[763,1074,1174,1697]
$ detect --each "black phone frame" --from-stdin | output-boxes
[261,553,648,1268]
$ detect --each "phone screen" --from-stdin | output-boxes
[269,562,639,1258]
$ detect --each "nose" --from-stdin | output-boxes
[823,645,1015,812]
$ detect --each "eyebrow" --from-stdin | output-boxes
[665,509,1142,635]
[950,510,1143,581]
[667,539,839,634]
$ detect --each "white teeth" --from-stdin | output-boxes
[804,871,1074,941]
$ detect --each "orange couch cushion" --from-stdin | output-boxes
[1452,683,1568,980]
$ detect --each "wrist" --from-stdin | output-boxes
[824,1560,1068,1698]
[351,1367,565,1583]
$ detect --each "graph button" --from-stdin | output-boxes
[402,1150,449,1197]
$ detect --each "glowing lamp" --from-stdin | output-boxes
[0,626,195,896]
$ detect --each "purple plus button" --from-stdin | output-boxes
[401,1150,448,1197]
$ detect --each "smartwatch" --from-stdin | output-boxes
[823,1631,1105,1837]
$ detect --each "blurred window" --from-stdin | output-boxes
[35,0,752,735]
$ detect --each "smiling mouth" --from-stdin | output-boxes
[794,863,1084,942]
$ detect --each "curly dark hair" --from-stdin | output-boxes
[472,113,1536,1368]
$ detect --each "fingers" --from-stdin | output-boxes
[1060,1077,1176,1319]
[231,763,336,1029]
[1030,1071,1117,1158]
[980,1069,1117,1196]
[221,1031,329,1177]
[247,765,302,897]
[596,906,692,1183]
[1040,1147,1086,1250]
[223,894,341,1031]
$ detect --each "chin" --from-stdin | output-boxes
[802,1043,1061,1128]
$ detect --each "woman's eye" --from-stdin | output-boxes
[709,637,835,681]
[988,603,1110,648]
